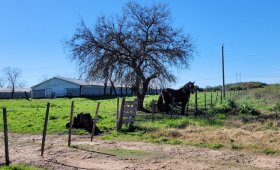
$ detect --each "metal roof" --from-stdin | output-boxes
[31,76,126,88]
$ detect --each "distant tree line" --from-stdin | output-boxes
[203,82,267,92]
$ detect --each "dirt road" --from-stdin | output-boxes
[0,134,280,170]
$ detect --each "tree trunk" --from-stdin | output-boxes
[110,80,117,96]
[11,87,15,99]
[137,94,145,111]
[104,81,107,95]
[136,81,149,111]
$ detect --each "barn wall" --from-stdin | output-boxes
[81,86,133,96]
[66,88,80,97]
[0,92,11,99]
[30,77,161,98]
[32,78,80,98]
[32,89,45,98]
[0,91,31,99]
[81,86,104,96]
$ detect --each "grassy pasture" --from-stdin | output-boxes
[0,85,280,155]
[0,93,221,134]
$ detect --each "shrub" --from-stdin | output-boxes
[271,101,280,114]
[212,100,236,114]
[239,103,260,115]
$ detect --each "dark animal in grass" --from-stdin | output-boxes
[66,112,102,135]
[157,81,195,115]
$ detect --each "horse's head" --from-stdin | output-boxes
[184,81,195,94]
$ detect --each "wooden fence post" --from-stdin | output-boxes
[152,100,155,121]
[3,107,10,165]
[220,88,223,104]
[41,102,50,156]
[195,91,198,114]
[204,93,207,111]
[215,91,218,104]
[210,92,213,108]
[171,97,175,118]
[91,102,100,141]
[68,101,74,147]
[117,98,125,131]
[116,97,119,128]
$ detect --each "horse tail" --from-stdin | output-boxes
[157,93,164,112]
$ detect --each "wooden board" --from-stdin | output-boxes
[123,106,137,111]
[118,98,138,129]
[122,118,135,124]
[123,112,136,117]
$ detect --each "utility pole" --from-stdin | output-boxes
[222,45,226,99]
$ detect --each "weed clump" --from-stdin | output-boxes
[263,149,277,155]
[238,102,260,116]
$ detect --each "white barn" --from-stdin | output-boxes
[31,77,161,98]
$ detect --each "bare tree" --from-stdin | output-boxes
[0,77,4,87]
[3,67,24,99]
[66,2,194,110]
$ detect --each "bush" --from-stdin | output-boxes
[271,101,280,113]
[239,103,260,115]
[213,100,236,113]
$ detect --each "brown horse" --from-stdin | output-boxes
[157,82,195,115]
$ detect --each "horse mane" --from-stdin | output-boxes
[179,82,192,93]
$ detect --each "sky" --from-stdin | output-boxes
[0,0,280,88]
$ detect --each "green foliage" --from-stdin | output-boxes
[208,143,224,149]
[263,149,277,155]
[186,142,224,149]
[238,102,260,115]
[204,82,267,92]
[0,165,42,170]
[213,100,236,113]
[270,101,280,113]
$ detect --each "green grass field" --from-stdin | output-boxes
[0,96,137,134]
[0,85,280,154]
[0,93,224,134]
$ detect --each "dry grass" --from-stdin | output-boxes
[178,121,280,154]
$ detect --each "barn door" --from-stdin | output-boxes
[45,88,52,98]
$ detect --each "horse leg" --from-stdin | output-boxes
[181,102,187,115]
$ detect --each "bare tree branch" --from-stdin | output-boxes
[0,77,5,88]
[3,67,24,99]
[65,1,194,110]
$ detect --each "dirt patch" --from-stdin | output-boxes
[0,133,280,170]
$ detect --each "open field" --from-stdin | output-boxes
[0,85,280,169]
